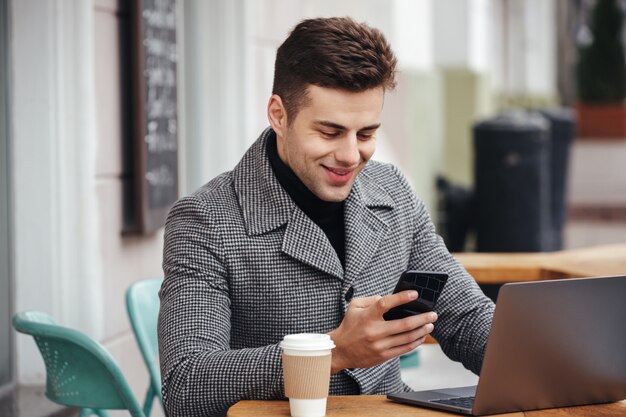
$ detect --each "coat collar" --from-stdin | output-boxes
[233,127,395,280]
[232,128,294,237]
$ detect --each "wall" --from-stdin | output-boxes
[11,0,107,385]
[565,140,626,249]
[180,0,254,195]
[9,1,164,415]
[432,0,494,187]
[93,1,165,415]
[0,0,14,401]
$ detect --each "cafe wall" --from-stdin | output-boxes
[93,0,165,411]
[10,1,164,414]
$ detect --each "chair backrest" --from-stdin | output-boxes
[126,279,162,401]
[12,311,145,417]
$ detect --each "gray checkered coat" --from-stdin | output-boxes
[159,128,495,417]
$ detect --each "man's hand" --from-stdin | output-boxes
[327,290,437,374]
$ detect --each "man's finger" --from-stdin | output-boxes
[349,295,382,309]
[381,311,438,338]
[383,336,428,362]
[373,290,418,316]
[380,322,434,350]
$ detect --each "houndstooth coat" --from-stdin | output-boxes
[158,128,495,417]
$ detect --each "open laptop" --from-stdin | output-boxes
[388,275,626,415]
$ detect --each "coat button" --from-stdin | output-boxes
[345,286,354,302]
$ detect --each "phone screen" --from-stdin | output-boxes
[383,270,448,321]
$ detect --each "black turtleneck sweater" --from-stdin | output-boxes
[267,133,346,268]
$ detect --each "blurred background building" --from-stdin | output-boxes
[1,0,625,416]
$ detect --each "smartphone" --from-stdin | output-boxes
[383,270,448,321]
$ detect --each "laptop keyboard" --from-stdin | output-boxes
[431,396,475,409]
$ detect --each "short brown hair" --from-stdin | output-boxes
[272,17,397,123]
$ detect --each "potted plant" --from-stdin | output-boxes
[576,0,626,139]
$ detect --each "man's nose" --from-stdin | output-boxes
[334,135,360,166]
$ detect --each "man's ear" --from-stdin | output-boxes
[267,94,288,137]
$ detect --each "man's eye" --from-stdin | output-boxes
[321,131,340,138]
[358,132,374,140]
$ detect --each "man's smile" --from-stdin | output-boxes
[322,165,356,184]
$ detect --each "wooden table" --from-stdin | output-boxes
[228,395,626,416]
[455,243,626,284]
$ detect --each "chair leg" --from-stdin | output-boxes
[154,380,163,410]
[79,409,111,417]
[142,384,155,417]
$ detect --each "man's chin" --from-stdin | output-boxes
[323,196,347,203]
[316,188,351,203]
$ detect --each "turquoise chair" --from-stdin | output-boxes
[12,311,146,417]
[126,279,163,416]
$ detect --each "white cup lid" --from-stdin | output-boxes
[280,333,336,351]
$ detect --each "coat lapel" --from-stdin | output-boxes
[282,208,344,280]
[233,128,344,280]
[233,128,292,236]
[343,170,394,284]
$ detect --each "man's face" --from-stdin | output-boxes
[272,85,384,202]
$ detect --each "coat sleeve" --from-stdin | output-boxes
[393,166,495,375]
[158,194,284,417]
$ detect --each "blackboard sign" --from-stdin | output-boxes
[130,0,178,233]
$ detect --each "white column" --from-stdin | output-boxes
[391,0,433,71]
[494,0,557,96]
[181,0,252,195]
[11,0,103,383]
[433,0,491,71]
[431,0,494,186]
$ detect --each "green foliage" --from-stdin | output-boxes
[577,0,626,103]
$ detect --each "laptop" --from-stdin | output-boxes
[387,275,626,415]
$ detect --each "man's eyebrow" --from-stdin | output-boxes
[314,120,347,130]
[313,120,381,131]
[360,123,381,131]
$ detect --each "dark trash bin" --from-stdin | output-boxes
[473,111,552,252]
[537,108,576,250]
[436,176,474,252]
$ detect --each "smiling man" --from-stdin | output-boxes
[159,17,495,417]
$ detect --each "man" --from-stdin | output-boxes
[159,17,494,417]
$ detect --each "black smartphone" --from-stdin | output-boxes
[383,270,448,321]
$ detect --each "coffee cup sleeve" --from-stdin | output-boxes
[282,353,332,399]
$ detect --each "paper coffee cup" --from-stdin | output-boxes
[280,334,335,417]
